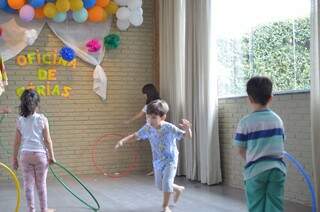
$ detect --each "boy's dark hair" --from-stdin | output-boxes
[246,76,273,106]
[146,99,169,117]
[20,89,40,117]
[142,84,160,104]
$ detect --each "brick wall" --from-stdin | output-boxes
[219,92,312,205]
[0,0,155,181]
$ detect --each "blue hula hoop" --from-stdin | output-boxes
[283,151,316,212]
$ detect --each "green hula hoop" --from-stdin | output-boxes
[49,161,100,211]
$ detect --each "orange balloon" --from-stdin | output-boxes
[88,6,105,22]
[34,7,45,20]
[8,0,26,10]
[96,0,110,7]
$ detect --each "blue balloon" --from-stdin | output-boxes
[60,47,75,62]
[72,8,88,23]
[0,0,7,9]
[2,5,17,14]
[28,0,45,8]
[53,12,67,23]
[83,0,96,9]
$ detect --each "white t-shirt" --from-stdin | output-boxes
[142,105,150,123]
[16,113,48,153]
[142,105,147,113]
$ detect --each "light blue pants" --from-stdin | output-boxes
[154,163,177,192]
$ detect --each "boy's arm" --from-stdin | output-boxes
[179,119,192,139]
[234,120,247,161]
[115,133,138,149]
[237,147,246,160]
[12,129,21,170]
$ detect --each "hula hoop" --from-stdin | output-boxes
[49,161,100,211]
[283,151,317,212]
[91,133,140,179]
[0,162,21,212]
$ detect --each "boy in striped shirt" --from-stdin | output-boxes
[234,76,287,212]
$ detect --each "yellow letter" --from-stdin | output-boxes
[68,59,77,69]
[17,55,27,66]
[61,86,72,98]
[42,53,51,65]
[51,84,60,96]
[27,52,36,65]
[48,69,57,81]
[16,87,25,97]
[36,85,46,96]
[58,57,68,66]
[37,68,47,81]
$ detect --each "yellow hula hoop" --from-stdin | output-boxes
[0,162,21,212]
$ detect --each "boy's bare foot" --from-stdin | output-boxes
[162,206,172,212]
[174,186,185,203]
[146,171,154,176]
[46,208,56,212]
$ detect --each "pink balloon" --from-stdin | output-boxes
[19,5,35,22]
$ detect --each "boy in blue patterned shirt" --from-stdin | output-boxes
[234,76,287,212]
[115,99,192,212]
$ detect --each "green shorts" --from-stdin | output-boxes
[244,168,286,212]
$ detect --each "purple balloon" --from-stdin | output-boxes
[19,5,35,22]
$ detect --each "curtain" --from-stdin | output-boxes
[159,0,222,185]
[0,12,44,61]
[47,19,112,101]
[310,0,320,208]
[159,0,186,171]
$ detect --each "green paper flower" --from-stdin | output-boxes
[104,34,120,49]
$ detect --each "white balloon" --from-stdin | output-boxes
[116,7,131,20]
[117,19,130,31]
[129,12,143,26]
[114,0,128,6]
[127,0,142,10]
[137,7,143,15]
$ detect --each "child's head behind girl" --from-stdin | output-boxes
[20,89,40,117]
[142,84,160,105]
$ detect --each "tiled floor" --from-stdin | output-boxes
[0,175,311,212]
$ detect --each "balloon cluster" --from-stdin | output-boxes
[0,0,120,23]
[114,0,143,31]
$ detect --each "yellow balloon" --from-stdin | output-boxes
[105,1,118,15]
[70,0,83,11]
[102,10,109,21]
[44,3,57,18]
[56,0,70,13]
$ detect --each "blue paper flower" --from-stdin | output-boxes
[60,47,75,62]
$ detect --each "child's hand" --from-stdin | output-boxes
[12,159,18,170]
[179,119,191,131]
[48,157,56,165]
[1,107,11,114]
[115,140,124,149]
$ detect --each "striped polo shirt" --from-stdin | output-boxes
[234,108,287,180]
